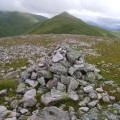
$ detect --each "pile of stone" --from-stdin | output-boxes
[0,45,47,64]
[0,45,120,120]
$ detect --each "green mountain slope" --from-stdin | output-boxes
[31,12,114,37]
[0,11,47,37]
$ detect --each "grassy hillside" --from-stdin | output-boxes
[112,31,120,38]
[31,12,114,37]
[0,11,47,37]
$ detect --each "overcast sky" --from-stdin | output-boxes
[0,0,120,21]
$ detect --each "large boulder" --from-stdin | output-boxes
[28,106,70,120]
[50,63,68,75]
[22,89,37,107]
[66,49,82,64]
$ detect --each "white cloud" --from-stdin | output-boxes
[0,0,120,20]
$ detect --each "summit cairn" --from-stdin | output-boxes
[1,45,120,120]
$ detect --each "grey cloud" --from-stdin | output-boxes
[0,0,120,20]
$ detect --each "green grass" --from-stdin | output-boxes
[0,79,17,90]
[1,58,28,70]
[0,80,17,104]
[31,12,114,37]
[85,40,120,84]
[0,11,47,37]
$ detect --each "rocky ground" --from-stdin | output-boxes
[0,34,120,120]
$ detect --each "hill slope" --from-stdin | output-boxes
[0,11,47,37]
[30,12,114,37]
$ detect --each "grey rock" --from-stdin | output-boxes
[10,100,19,109]
[22,89,37,107]
[0,89,7,96]
[83,86,94,93]
[74,71,82,79]
[96,87,103,93]
[68,78,79,92]
[79,107,89,112]
[0,106,7,113]
[89,91,98,100]
[102,93,110,103]
[85,72,96,83]
[66,49,82,64]
[68,67,77,75]
[24,89,36,98]
[16,83,26,94]
[38,70,53,80]
[31,72,37,80]
[38,77,46,86]
[20,108,28,114]
[41,89,68,105]
[28,106,70,120]
[25,79,38,88]
[50,63,67,75]
[57,82,66,92]
[61,76,70,85]
[68,91,79,101]
[79,97,90,107]
[52,52,64,63]
[21,71,30,81]
[4,117,16,120]
[88,100,98,108]
[46,80,58,89]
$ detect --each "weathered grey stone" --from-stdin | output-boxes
[21,71,31,80]
[28,106,70,120]
[88,100,98,108]
[79,97,90,107]
[83,86,94,93]
[102,93,110,103]
[68,67,77,75]
[16,83,26,93]
[38,77,46,86]
[96,87,103,93]
[52,52,64,63]
[57,82,66,92]
[66,49,82,64]
[50,63,67,75]
[0,89,7,96]
[68,91,79,101]
[22,89,37,107]
[89,91,98,100]
[61,76,70,85]
[20,108,28,114]
[74,71,82,79]
[10,100,19,109]
[31,72,37,80]
[0,106,7,113]
[79,107,89,112]
[24,89,36,98]
[68,78,79,92]
[25,79,38,88]
[85,72,96,83]
[5,117,16,120]
[41,89,68,105]
[38,70,53,80]
[46,80,58,89]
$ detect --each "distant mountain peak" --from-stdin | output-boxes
[56,11,75,18]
